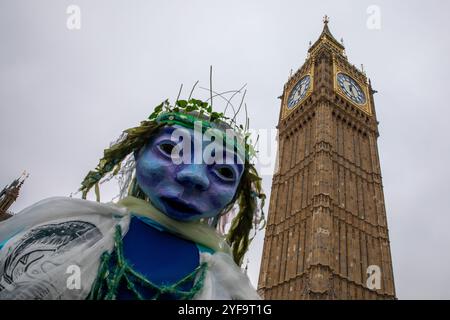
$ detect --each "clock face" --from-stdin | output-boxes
[337,73,366,105]
[287,75,311,109]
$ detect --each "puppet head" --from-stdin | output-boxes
[134,122,244,222]
[80,98,265,265]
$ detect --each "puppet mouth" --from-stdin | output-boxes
[160,197,202,217]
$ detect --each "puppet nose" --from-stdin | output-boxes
[176,165,210,191]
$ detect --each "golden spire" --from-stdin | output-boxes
[307,14,345,55]
[320,15,334,38]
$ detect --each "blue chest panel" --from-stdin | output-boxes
[117,216,199,299]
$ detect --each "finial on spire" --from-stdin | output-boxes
[323,15,330,25]
[19,170,29,183]
[16,171,29,188]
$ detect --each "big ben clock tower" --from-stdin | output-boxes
[258,17,396,300]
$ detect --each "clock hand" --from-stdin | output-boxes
[344,81,351,93]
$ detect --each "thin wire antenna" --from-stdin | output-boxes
[175,83,183,103]
[200,88,241,101]
[209,66,213,109]
[232,89,247,123]
[253,134,260,149]
[244,103,249,131]
[188,80,199,100]
[224,83,247,117]
[198,87,238,115]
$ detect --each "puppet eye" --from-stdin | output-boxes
[213,165,236,182]
[157,141,176,156]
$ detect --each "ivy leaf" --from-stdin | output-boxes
[176,100,187,108]
[189,99,202,107]
[210,111,225,122]
[186,105,198,112]
[155,103,163,111]
[210,112,220,122]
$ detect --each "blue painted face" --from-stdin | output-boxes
[135,125,244,222]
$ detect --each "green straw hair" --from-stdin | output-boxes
[226,163,266,266]
[79,120,162,200]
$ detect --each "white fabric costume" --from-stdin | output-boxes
[0,197,260,300]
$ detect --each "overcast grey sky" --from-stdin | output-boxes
[1,0,450,299]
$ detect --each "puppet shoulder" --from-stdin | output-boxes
[194,252,261,300]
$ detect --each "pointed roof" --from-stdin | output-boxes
[0,171,28,200]
[0,172,28,219]
[308,15,345,55]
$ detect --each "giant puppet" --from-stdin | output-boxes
[0,98,265,300]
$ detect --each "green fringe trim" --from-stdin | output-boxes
[226,163,266,266]
[87,225,208,300]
